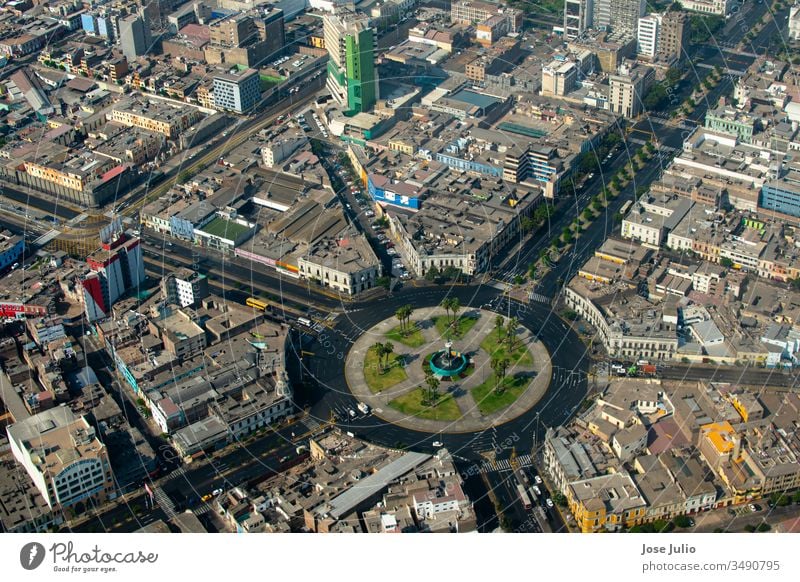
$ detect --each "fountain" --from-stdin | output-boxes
[429,340,468,378]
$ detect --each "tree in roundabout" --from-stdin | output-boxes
[491,357,510,394]
[394,304,414,334]
[372,341,395,372]
[423,367,441,407]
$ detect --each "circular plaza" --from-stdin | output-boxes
[344,305,552,433]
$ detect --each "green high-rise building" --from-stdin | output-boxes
[324,11,377,114]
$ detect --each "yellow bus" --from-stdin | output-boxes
[245,297,269,312]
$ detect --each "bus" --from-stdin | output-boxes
[517,484,532,510]
[245,297,269,312]
[620,200,633,216]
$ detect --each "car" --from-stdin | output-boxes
[212,488,223,496]
[432,441,443,447]
[534,475,543,485]
[533,485,542,496]
[749,503,758,512]
[387,249,397,256]
[401,273,411,280]
[201,494,213,502]
[545,498,554,509]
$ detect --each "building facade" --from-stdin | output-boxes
[213,68,262,114]
[7,407,115,511]
[324,10,378,114]
[119,14,150,60]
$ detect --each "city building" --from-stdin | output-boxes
[107,99,202,140]
[566,472,647,532]
[791,4,800,41]
[213,68,262,114]
[451,1,523,32]
[82,229,145,322]
[160,267,210,308]
[205,10,285,68]
[609,61,655,118]
[298,233,381,295]
[678,0,730,16]
[637,14,659,59]
[324,10,378,114]
[119,14,150,60]
[0,231,24,272]
[658,10,689,62]
[564,0,593,40]
[541,60,578,97]
[587,0,645,34]
[6,407,115,511]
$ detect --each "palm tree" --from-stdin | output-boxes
[425,374,440,406]
[403,304,414,332]
[440,298,451,323]
[505,317,519,352]
[491,357,510,393]
[395,307,406,332]
[450,297,461,324]
[383,341,394,370]
[373,342,387,372]
[495,315,505,341]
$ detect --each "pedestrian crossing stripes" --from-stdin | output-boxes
[153,486,177,519]
[481,454,534,473]
[303,417,321,432]
[528,292,550,304]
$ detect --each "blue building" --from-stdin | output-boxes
[81,13,96,34]
[213,69,262,114]
[0,233,23,271]
[760,181,800,219]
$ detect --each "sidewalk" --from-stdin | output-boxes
[345,307,552,433]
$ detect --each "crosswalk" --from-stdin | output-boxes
[480,454,534,473]
[303,417,321,432]
[152,485,177,519]
[528,291,550,305]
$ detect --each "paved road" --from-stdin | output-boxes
[302,286,591,461]
[661,364,800,388]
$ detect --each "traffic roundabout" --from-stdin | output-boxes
[302,285,592,460]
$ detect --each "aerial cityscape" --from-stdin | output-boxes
[1,0,800,538]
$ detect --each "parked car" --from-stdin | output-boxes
[545,498,554,509]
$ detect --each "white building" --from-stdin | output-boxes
[6,407,115,510]
[678,0,730,15]
[790,4,800,41]
[298,233,381,295]
[637,14,660,58]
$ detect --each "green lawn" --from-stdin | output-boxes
[480,333,533,367]
[471,374,531,416]
[385,324,427,348]
[433,315,479,339]
[389,388,462,421]
[364,346,407,393]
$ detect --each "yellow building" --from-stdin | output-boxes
[309,35,325,49]
[107,99,201,139]
[24,161,87,191]
[566,473,647,532]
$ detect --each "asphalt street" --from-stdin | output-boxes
[301,285,591,461]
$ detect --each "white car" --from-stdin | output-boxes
[212,488,223,496]
[534,475,542,485]
[432,441,443,447]
[545,498,554,509]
